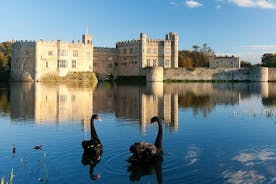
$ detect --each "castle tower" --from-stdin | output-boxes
[82,34,92,45]
[166,32,178,68]
[170,32,178,68]
[140,33,147,68]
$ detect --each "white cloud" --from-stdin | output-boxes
[185,0,203,8]
[229,0,276,9]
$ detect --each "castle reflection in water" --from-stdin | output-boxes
[8,81,274,132]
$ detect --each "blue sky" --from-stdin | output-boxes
[1,0,276,63]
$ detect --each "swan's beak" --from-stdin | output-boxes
[97,117,102,122]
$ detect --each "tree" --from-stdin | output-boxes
[192,45,199,52]
[178,49,209,67]
[261,53,276,67]
[0,42,12,72]
[200,43,215,57]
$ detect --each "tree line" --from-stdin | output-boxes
[178,43,214,68]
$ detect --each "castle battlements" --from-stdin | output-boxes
[14,40,36,44]
[116,39,140,47]
[94,47,118,53]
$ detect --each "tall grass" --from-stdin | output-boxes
[1,168,14,184]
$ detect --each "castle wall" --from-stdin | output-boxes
[36,40,93,80]
[268,68,276,81]
[11,41,36,81]
[11,32,179,81]
[11,35,93,81]
[93,47,118,80]
[116,40,141,76]
[164,67,268,82]
[145,67,164,82]
[114,32,179,77]
[209,56,240,69]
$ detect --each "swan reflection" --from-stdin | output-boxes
[128,161,163,184]
[81,150,102,180]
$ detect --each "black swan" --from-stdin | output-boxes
[128,116,163,164]
[81,114,103,180]
[82,114,102,152]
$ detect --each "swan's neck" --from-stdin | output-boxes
[90,119,101,144]
[154,120,162,149]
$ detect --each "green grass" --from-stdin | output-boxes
[164,79,252,83]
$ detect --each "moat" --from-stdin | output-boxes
[0,82,275,183]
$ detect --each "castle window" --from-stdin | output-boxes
[153,48,157,54]
[57,60,67,68]
[123,49,126,54]
[59,95,67,102]
[58,49,67,56]
[135,47,138,53]
[153,59,157,67]
[165,59,170,67]
[46,61,48,68]
[73,50,78,57]
[108,57,113,61]
[147,48,151,54]
[72,60,76,68]
[130,48,133,54]
[147,59,150,67]
[48,51,53,56]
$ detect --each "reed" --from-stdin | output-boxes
[1,168,14,184]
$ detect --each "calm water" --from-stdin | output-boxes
[0,82,275,184]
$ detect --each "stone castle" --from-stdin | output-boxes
[11,32,179,81]
[11,32,274,82]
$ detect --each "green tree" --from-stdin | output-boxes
[0,42,12,72]
[261,53,276,67]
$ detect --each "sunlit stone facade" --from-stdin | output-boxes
[12,32,178,81]
[11,34,93,81]
[115,32,179,76]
